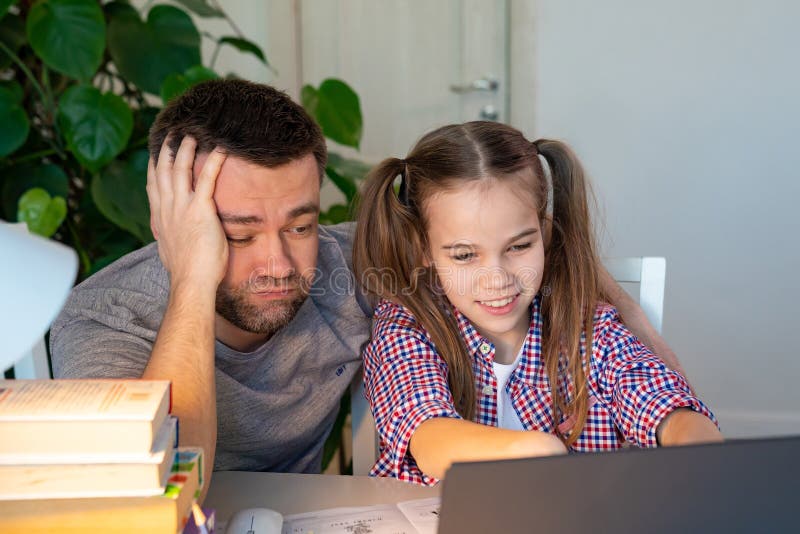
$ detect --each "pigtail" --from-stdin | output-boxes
[535,139,601,447]
[354,158,476,419]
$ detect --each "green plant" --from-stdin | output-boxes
[1,0,367,279]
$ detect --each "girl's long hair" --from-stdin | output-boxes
[353,122,600,445]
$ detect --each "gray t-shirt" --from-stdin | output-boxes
[50,223,372,473]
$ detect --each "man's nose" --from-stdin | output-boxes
[258,235,295,279]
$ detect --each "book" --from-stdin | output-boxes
[245,498,441,534]
[0,379,172,456]
[0,416,177,499]
[0,448,203,533]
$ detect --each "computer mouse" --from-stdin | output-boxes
[225,507,283,534]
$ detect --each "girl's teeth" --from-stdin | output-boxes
[481,296,514,307]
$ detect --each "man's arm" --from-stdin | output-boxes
[142,136,228,503]
[598,264,689,380]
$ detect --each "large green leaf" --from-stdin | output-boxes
[91,149,153,243]
[172,0,223,18]
[319,203,352,226]
[219,36,268,66]
[324,166,357,204]
[0,83,28,157]
[0,13,25,69]
[57,85,133,172]
[1,162,68,220]
[107,4,201,95]
[301,79,363,149]
[327,152,373,182]
[17,187,67,237]
[160,65,218,104]
[26,0,105,81]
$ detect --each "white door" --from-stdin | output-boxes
[293,0,510,162]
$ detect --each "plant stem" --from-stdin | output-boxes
[11,148,58,164]
[1,44,69,160]
[210,41,222,70]
[0,40,48,105]
[211,0,244,38]
[66,218,92,275]
[40,65,65,148]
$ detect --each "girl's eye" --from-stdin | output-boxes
[509,242,532,252]
[451,251,475,262]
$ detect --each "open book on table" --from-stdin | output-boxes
[279,497,441,534]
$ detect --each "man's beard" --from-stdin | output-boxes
[215,276,309,338]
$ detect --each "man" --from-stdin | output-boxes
[50,79,683,497]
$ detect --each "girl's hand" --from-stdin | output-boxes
[147,136,229,290]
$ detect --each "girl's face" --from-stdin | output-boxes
[424,179,544,352]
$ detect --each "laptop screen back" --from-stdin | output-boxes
[438,436,800,534]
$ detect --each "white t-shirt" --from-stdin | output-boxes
[493,347,525,431]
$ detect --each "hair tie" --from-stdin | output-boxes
[533,142,553,217]
[398,159,410,206]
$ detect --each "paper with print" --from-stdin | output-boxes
[281,497,440,534]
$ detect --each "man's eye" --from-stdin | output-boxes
[287,225,311,235]
[226,237,253,245]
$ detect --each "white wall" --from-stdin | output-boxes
[196,1,800,436]
[533,0,800,437]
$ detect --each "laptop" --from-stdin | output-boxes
[437,436,800,534]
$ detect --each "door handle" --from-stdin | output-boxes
[449,76,499,94]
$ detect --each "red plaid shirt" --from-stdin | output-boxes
[362,296,716,486]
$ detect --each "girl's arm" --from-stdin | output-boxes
[598,264,689,380]
[410,418,566,480]
[657,408,724,446]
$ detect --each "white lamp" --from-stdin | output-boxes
[0,222,78,372]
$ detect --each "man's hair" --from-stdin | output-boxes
[149,79,327,178]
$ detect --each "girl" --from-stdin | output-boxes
[353,122,721,485]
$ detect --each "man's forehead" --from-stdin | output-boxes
[194,153,319,193]
[202,153,321,222]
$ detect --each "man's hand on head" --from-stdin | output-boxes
[147,136,228,290]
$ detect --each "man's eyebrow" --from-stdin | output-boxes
[218,203,319,225]
[219,213,263,225]
[287,202,320,219]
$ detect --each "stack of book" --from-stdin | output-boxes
[0,379,203,533]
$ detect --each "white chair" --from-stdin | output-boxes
[603,257,666,334]
[350,257,667,475]
[10,339,51,379]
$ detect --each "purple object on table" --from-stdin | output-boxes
[183,507,216,533]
